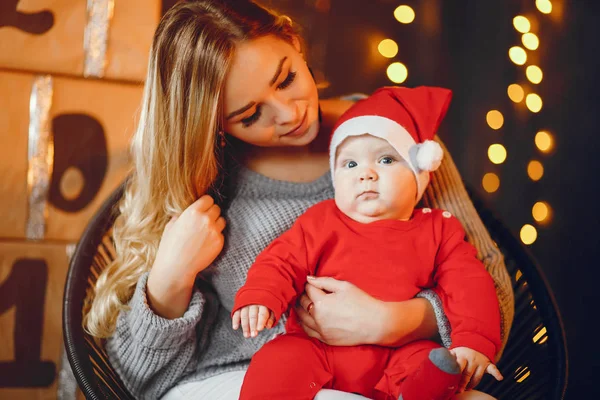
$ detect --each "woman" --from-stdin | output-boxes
[84,1,511,399]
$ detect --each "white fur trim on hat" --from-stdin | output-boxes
[411,140,444,172]
[330,115,443,201]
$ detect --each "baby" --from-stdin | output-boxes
[232,86,503,400]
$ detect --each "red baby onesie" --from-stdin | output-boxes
[233,199,500,399]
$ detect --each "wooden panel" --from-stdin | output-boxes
[0,0,160,82]
[0,241,71,399]
[0,69,142,241]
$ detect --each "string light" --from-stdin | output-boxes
[520,225,538,245]
[488,144,507,164]
[535,130,554,152]
[526,93,543,112]
[386,62,408,83]
[513,16,531,33]
[509,46,527,65]
[482,173,500,193]
[533,326,548,344]
[532,201,551,222]
[522,32,539,50]
[526,65,544,84]
[394,5,415,24]
[486,110,504,129]
[536,0,553,14]
[507,84,525,103]
[378,39,398,58]
[528,160,544,181]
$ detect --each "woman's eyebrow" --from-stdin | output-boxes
[226,56,288,120]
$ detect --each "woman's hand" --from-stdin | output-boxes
[294,276,385,346]
[147,195,226,319]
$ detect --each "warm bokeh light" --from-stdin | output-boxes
[486,110,504,130]
[386,62,408,83]
[482,173,500,193]
[528,160,544,181]
[536,0,553,14]
[526,93,543,112]
[522,32,540,50]
[507,84,525,103]
[526,65,543,84]
[488,144,507,164]
[513,16,531,33]
[535,130,554,152]
[378,39,398,58]
[394,5,415,24]
[520,224,538,245]
[516,270,523,282]
[532,201,551,222]
[533,326,549,344]
[516,366,532,383]
[509,46,527,65]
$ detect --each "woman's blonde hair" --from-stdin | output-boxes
[84,0,299,338]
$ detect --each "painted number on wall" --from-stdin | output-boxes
[0,259,56,387]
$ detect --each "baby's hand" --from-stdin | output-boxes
[232,305,275,338]
[450,347,503,393]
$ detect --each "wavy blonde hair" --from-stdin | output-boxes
[85,0,299,338]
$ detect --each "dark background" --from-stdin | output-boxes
[312,0,598,398]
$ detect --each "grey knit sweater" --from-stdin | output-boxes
[106,154,512,399]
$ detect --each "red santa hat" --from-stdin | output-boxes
[330,86,452,202]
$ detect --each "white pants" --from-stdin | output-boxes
[161,370,369,400]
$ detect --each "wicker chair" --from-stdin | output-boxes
[63,181,568,399]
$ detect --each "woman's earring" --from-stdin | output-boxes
[218,130,226,148]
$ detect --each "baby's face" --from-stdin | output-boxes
[333,135,417,224]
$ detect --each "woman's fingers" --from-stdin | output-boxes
[215,216,226,232]
[240,306,250,338]
[298,292,316,312]
[206,203,221,221]
[256,306,270,332]
[294,304,319,332]
[193,194,214,212]
[486,363,504,381]
[306,276,348,293]
[300,322,323,341]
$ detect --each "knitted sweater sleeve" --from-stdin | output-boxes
[105,272,215,399]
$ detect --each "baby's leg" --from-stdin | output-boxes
[375,340,460,400]
[240,333,333,400]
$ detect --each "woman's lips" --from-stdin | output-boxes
[283,111,308,137]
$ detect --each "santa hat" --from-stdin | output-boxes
[330,86,452,202]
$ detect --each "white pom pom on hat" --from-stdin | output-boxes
[329,86,452,202]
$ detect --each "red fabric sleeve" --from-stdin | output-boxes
[232,218,312,323]
[433,214,501,361]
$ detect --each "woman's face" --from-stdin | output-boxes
[222,35,320,147]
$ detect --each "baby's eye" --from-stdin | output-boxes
[346,161,357,168]
[379,156,395,164]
